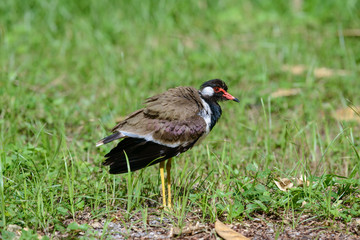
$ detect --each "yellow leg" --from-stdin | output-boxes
[166,158,172,208]
[160,161,166,207]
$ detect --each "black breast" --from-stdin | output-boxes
[205,100,222,130]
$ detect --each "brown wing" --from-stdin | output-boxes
[110,86,207,147]
[144,87,203,120]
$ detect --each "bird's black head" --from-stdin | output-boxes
[199,79,239,103]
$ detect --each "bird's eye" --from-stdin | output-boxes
[213,87,220,92]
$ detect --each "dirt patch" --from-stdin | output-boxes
[49,208,360,239]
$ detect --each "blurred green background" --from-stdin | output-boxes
[1,0,360,237]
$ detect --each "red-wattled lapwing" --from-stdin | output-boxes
[96,79,239,208]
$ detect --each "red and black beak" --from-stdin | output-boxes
[219,88,240,102]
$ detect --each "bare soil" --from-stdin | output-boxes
[54,208,360,239]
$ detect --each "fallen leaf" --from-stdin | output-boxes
[275,176,310,192]
[7,224,22,236]
[314,67,348,78]
[91,221,102,229]
[355,218,360,225]
[281,65,349,78]
[215,220,250,240]
[341,29,360,37]
[270,88,301,98]
[332,106,360,123]
[281,64,305,75]
[296,175,310,187]
[274,178,294,192]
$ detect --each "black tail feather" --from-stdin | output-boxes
[96,132,123,147]
[103,138,181,174]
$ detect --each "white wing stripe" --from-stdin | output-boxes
[120,131,187,148]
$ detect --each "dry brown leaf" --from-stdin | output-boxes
[281,64,306,75]
[296,175,310,187]
[355,218,360,225]
[281,64,349,78]
[314,67,348,78]
[215,220,250,240]
[275,176,310,192]
[91,221,102,229]
[270,88,301,98]
[342,29,360,37]
[332,106,360,123]
[7,224,22,236]
[274,178,294,192]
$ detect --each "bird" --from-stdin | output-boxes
[96,79,239,208]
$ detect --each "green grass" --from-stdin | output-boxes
[1,0,360,238]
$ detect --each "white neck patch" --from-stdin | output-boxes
[198,99,212,134]
[200,86,214,97]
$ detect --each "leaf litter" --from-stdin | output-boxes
[25,207,357,239]
[332,106,360,123]
[215,220,250,240]
[270,88,301,98]
[6,206,360,239]
[274,175,310,192]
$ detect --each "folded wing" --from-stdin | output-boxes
[98,86,208,173]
